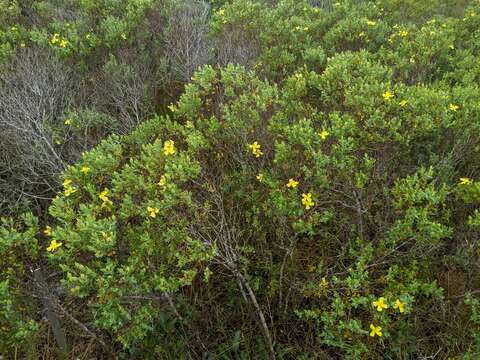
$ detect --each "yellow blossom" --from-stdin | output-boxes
[63,179,77,197]
[366,20,377,26]
[383,90,394,101]
[64,118,71,125]
[158,175,167,187]
[47,239,62,252]
[369,324,382,337]
[459,177,473,186]
[101,231,112,241]
[80,166,90,175]
[449,103,459,112]
[249,141,263,158]
[59,39,69,48]
[399,30,409,37]
[44,226,53,236]
[99,189,113,207]
[399,100,408,107]
[319,129,329,140]
[256,174,264,182]
[163,140,176,156]
[286,179,299,188]
[372,297,388,311]
[217,8,225,16]
[120,33,127,40]
[393,299,405,313]
[50,33,60,44]
[303,27,309,32]
[147,206,160,218]
[301,193,315,210]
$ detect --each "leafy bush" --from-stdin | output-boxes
[2,0,480,359]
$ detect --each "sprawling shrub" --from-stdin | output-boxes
[2,0,480,359]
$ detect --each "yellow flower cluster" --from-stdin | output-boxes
[163,140,176,156]
[249,141,263,158]
[301,193,314,209]
[372,296,405,313]
[63,179,77,197]
[99,189,113,208]
[158,175,167,187]
[383,90,394,101]
[449,103,459,112]
[47,239,62,252]
[286,178,299,188]
[50,33,69,48]
[147,206,160,218]
[44,226,53,236]
[459,177,472,186]
[318,129,329,140]
[80,166,90,175]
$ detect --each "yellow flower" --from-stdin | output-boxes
[64,118,71,125]
[399,100,408,107]
[449,103,459,112]
[393,299,405,313]
[158,175,167,187]
[99,189,113,207]
[366,20,377,26]
[163,140,176,156]
[59,39,69,48]
[120,33,127,40]
[286,179,299,188]
[303,27,309,32]
[63,178,77,197]
[101,231,112,241]
[185,121,194,129]
[80,166,90,175]
[217,8,225,16]
[50,33,60,44]
[295,26,301,31]
[256,174,264,182]
[20,42,26,48]
[369,324,382,337]
[44,226,53,236]
[372,297,389,311]
[301,193,315,210]
[459,177,473,186]
[319,129,329,140]
[47,239,62,252]
[399,30,409,37]
[449,44,455,50]
[147,206,160,218]
[383,90,394,101]
[249,141,263,158]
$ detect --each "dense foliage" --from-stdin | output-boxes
[2,0,480,358]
